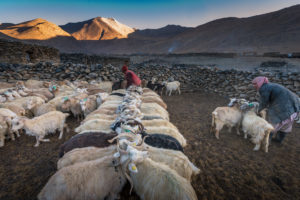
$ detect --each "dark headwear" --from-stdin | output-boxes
[122,65,128,73]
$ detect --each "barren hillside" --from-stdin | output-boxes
[60,17,134,40]
[0,5,300,54]
[0,18,71,40]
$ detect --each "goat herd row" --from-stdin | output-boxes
[0,79,198,199]
[0,78,181,148]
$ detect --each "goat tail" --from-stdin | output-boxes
[265,124,274,133]
[188,160,201,175]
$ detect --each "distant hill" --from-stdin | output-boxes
[60,17,134,40]
[169,4,300,53]
[0,4,300,54]
[128,25,192,39]
[0,18,70,40]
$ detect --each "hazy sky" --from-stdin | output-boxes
[0,0,299,29]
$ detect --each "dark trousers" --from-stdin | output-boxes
[269,131,287,143]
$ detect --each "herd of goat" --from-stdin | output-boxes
[0,78,181,148]
[0,79,199,199]
[0,77,299,199]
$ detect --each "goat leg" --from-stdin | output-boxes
[253,144,260,151]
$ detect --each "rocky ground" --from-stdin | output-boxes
[0,91,299,200]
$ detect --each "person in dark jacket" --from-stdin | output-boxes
[252,76,300,143]
[121,64,141,88]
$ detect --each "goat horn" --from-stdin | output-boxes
[122,159,134,195]
[134,136,148,150]
[108,133,136,144]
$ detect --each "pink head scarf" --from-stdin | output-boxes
[252,76,269,91]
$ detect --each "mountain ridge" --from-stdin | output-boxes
[60,17,134,40]
[0,4,299,54]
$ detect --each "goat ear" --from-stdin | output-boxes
[128,163,138,173]
[62,97,69,102]
[43,82,50,87]
[113,152,120,158]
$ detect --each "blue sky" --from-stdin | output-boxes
[0,0,299,29]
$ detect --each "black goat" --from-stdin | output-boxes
[146,81,165,96]
[59,132,117,157]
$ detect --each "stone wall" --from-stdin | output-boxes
[0,39,60,64]
[132,64,300,99]
[0,62,123,82]
[0,61,299,99]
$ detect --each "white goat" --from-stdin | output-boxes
[163,81,181,96]
[80,95,98,117]
[32,102,57,117]
[95,92,109,107]
[11,111,69,147]
[0,103,26,116]
[81,114,117,124]
[10,96,45,112]
[74,119,113,133]
[142,119,178,131]
[0,108,20,140]
[241,102,274,152]
[211,98,247,139]
[38,155,126,200]
[129,158,197,200]
[141,103,169,121]
[61,94,87,121]
[141,95,167,109]
[57,145,117,170]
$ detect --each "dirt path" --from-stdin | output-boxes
[0,91,299,200]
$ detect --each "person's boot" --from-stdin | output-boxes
[273,131,287,144]
[277,131,287,144]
